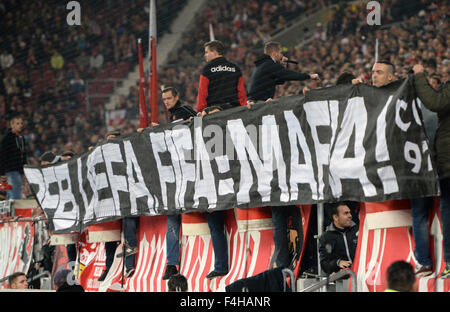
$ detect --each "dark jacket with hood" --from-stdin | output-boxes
[414,73,450,180]
[168,100,196,123]
[0,129,27,175]
[248,54,311,101]
[319,221,358,275]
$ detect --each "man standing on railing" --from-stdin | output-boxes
[195,40,247,279]
[246,41,318,269]
[161,86,196,281]
[412,63,450,279]
[196,40,247,112]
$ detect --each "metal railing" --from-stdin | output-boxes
[27,271,51,283]
[300,269,357,292]
[282,268,296,292]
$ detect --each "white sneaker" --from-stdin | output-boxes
[415,263,433,277]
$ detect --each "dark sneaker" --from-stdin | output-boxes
[116,246,138,258]
[98,269,109,282]
[124,268,135,278]
[415,263,433,277]
[440,263,450,279]
[206,270,228,279]
[162,265,178,280]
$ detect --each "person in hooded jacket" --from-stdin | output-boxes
[247,41,319,104]
[319,201,358,275]
[0,116,27,200]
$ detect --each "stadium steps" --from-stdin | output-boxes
[105,0,208,111]
[270,0,366,48]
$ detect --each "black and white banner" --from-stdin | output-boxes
[25,78,439,233]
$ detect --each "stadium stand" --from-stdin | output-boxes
[0,0,187,169]
[0,0,448,293]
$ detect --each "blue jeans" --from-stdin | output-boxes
[166,214,181,266]
[410,197,434,266]
[123,217,138,270]
[440,178,450,263]
[411,178,450,265]
[206,211,228,272]
[6,171,22,200]
[271,205,302,268]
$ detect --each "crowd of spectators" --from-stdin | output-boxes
[277,0,449,97]
[0,0,186,167]
[155,0,448,110]
[0,0,448,179]
[158,0,332,109]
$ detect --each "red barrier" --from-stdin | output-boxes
[74,205,313,292]
[352,198,450,292]
[0,221,34,289]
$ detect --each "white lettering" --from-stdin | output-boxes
[124,141,158,214]
[151,132,174,211]
[284,110,317,201]
[66,1,81,26]
[395,99,411,132]
[210,65,236,73]
[54,164,78,229]
[170,126,196,208]
[304,101,330,200]
[228,119,272,204]
[329,97,376,198]
[404,141,421,173]
[102,143,128,215]
[366,1,381,26]
[193,126,217,208]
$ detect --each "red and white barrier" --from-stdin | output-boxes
[0,221,34,288]
[351,198,450,292]
[76,206,312,292]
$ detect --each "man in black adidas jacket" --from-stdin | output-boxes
[197,40,247,112]
[248,41,319,103]
[319,202,359,275]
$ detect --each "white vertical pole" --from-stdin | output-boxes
[375,38,379,63]
[317,203,324,291]
[209,23,215,41]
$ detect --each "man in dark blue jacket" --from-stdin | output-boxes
[163,86,196,123]
[247,42,318,269]
[161,86,196,280]
[319,202,358,274]
[0,116,27,200]
[247,41,319,103]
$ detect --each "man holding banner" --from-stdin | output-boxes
[161,86,196,280]
[247,41,319,104]
[369,60,435,276]
[24,70,439,275]
[196,40,247,279]
[413,63,450,279]
[197,40,247,112]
